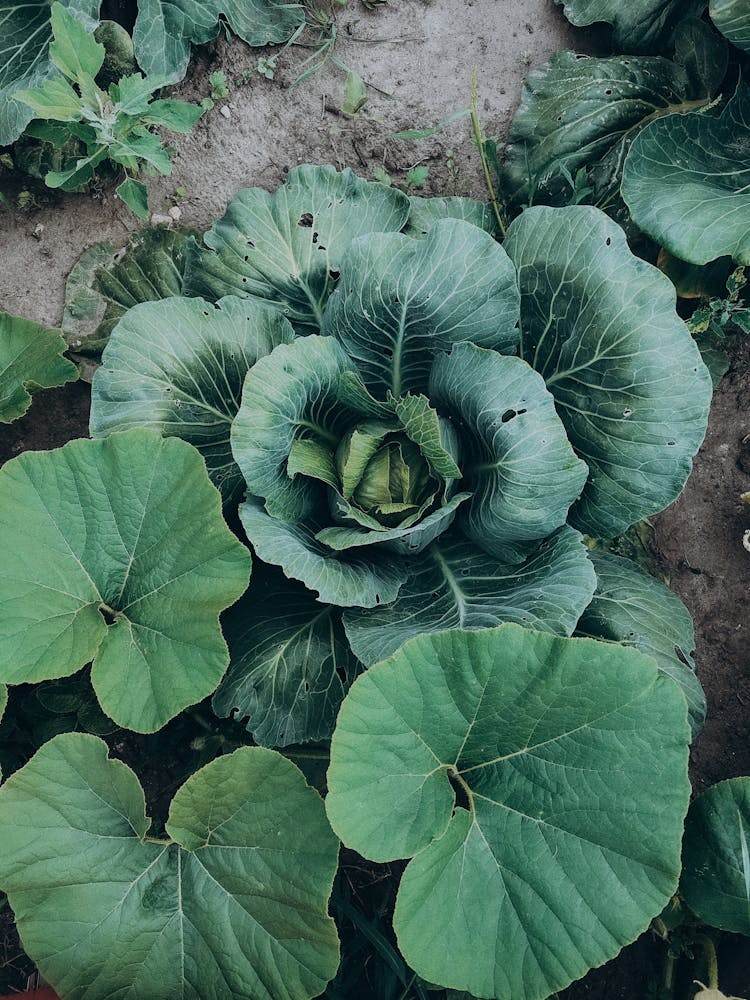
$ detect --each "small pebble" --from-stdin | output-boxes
[220,105,231,119]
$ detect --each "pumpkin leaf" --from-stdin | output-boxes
[0,311,78,423]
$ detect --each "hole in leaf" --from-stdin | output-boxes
[298,213,314,228]
[312,232,319,244]
[604,88,612,95]
[667,440,676,446]
[330,270,341,280]
[605,237,612,246]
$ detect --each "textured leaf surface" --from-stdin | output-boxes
[502,50,693,207]
[133,0,304,82]
[0,311,77,422]
[327,625,690,1000]
[504,206,712,537]
[0,429,251,732]
[62,229,196,365]
[0,734,340,1000]
[90,296,294,504]
[555,0,704,52]
[0,0,99,145]
[681,777,750,934]
[322,220,519,397]
[711,0,750,51]
[213,570,360,747]
[185,166,410,331]
[622,86,750,265]
[404,196,495,236]
[429,343,587,559]
[343,526,596,665]
[576,550,705,735]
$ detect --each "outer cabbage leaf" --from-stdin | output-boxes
[0,429,251,732]
[343,526,596,665]
[429,343,587,560]
[404,196,495,236]
[681,777,750,934]
[90,295,294,504]
[133,0,305,82]
[185,165,410,331]
[0,734,340,1000]
[576,549,705,735]
[622,85,750,265]
[326,624,690,1000]
[213,569,361,747]
[0,0,99,145]
[502,50,694,208]
[321,220,520,398]
[555,0,705,53]
[504,206,712,538]
[710,0,750,52]
[0,311,77,422]
[63,228,195,366]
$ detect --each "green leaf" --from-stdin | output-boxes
[45,144,107,189]
[576,550,706,735]
[213,569,361,746]
[0,0,99,145]
[0,311,78,422]
[555,0,705,53]
[239,496,406,608]
[343,526,597,665]
[673,17,728,97]
[681,777,750,934]
[111,72,163,114]
[504,205,713,538]
[322,219,520,398]
[62,228,195,364]
[0,733,340,999]
[622,85,750,265]
[326,624,691,999]
[430,342,588,560]
[91,295,294,504]
[132,0,305,83]
[502,50,694,208]
[14,75,83,121]
[142,97,205,132]
[0,429,251,732]
[115,176,149,218]
[710,0,750,51]
[185,165,410,331]
[48,1,105,84]
[404,195,495,236]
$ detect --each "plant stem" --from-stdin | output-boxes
[470,66,506,239]
[695,934,719,990]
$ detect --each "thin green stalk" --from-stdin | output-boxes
[695,934,719,990]
[470,66,506,239]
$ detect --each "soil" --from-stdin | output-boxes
[0,0,749,997]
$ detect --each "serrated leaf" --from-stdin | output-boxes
[185,165,410,331]
[622,85,750,265]
[0,733,340,999]
[681,777,750,934]
[576,550,705,735]
[343,526,596,665]
[710,0,750,52]
[213,570,361,747]
[0,311,78,422]
[90,295,294,504]
[132,0,305,83]
[555,0,705,53]
[0,429,251,732]
[116,176,149,218]
[504,205,712,538]
[326,624,690,1000]
[322,219,520,398]
[0,0,99,145]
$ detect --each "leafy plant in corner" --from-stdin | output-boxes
[13,3,204,218]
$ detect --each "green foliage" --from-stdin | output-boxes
[208,70,229,100]
[0,311,78,422]
[13,3,204,218]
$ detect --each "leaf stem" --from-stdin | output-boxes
[695,934,719,990]
[470,66,506,239]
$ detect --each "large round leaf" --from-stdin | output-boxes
[555,0,705,53]
[343,526,596,666]
[622,85,750,265]
[504,206,712,538]
[429,343,587,560]
[0,311,78,423]
[321,220,520,398]
[576,549,706,735]
[502,50,693,208]
[90,295,294,504]
[0,733,340,999]
[326,624,691,1000]
[185,165,410,331]
[0,429,251,732]
[213,569,361,747]
[710,0,750,52]
[681,777,750,934]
